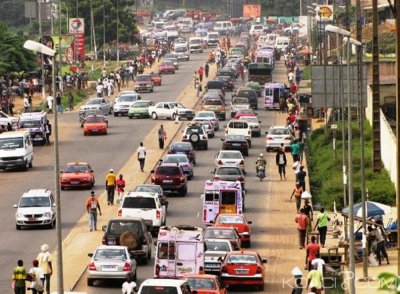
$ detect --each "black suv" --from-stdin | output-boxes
[102,217,153,264]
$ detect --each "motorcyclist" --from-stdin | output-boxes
[122,273,137,294]
[256,153,267,174]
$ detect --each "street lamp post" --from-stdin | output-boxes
[116,0,120,66]
[38,0,46,101]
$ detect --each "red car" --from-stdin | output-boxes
[213,214,252,248]
[83,115,108,135]
[60,162,95,190]
[151,163,187,196]
[220,250,267,291]
[158,61,175,74]
[150,72,162,86]
[234,109,256,119]
[185,274,228,294]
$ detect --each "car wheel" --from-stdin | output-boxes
[141,256,148,265]
[128,116,133,119]
[266,147,270,152]
[61,186,65,190]
[152,112,158,120]
[132,271,137,281]
[172,113,177,120]
[16,224,21,230]
[28,161,33,168]
[180,186,187,197]
[113,112,117,117]
[258,283,264,291]
[22,161,28,171]
[87,279,94,286]
[248,140,252,148]
[49,219,55,229]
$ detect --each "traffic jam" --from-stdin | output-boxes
[6,9,302,294]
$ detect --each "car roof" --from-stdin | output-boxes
[95,245,128,250]
[140,278,187,286]
[269,125,289,129]
[226,250,258,256]
[158,163,181,167]
[67,162,89,166]
[184,274,218,279]
[219,150,243,154]
[0,130,30,138]
[124,191,157,198]
[22,189,52,198]
[107,217,145,223]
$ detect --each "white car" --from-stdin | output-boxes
[249,24,264,37]
[149,102,194,120]
[213,150,245,173]
[174,44,190,61]
[14,189,56,230]
[117,192,166,233]
[225,120,252,147]
[189,37,203,53]
[0,111,19,129]
[113,92,141,117]
[204,239,234,274]
[265,126,294,152]
[137,279,191,294]
[194,111,219,131]
[79,98,113,115]
[239,116,261,137]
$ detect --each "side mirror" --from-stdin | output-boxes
[262,258,267,264]
[13,204,18,208]
[102,225,107,231]
[265,131,268,135]
[209,220,214,224]
[90,170,94,173]
[151,170,155,173]
[88,253,93,257]
[59,170,64,174]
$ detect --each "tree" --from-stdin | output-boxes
[0,23,36,76]
[0,0,29,27]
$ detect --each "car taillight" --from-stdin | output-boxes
[221,265,227,273]
[231,241,238,248]
[267,136,274,140]
[214,176,221,180]
[284,136,292,140]
[123,262,131,271]
[151,176,156,182]
[208,125,212,129]
[156,210,161,219]
[102,237,106,245]
[237,176,244,181]
[88,262,96,271]
[239,160,244,165]
[180,176,185,182]
[218,160,223,164]
[155,264,160,277]
[243,225,250,232]
[256,266,262,273]
[167,150,173,154]
[203,209,207,222]
[117,209,122,216]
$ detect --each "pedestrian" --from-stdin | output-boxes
[193,71,198,88]
[205,62,209,78]
[56,93,63,113]
[279,95,286,113]
[296,67,302,85]
[288,70,295,84]
[106,168,117,205]
[158,124,166,149]
[297,166,307,191]
[275,148,287,180]
[122,273,137,294]
[28,260,45,294]
[291,278,304,294]
[24,96,30,112]
[303,199,313,232]
[196,81,202,97]
[36,244,52,294]
[67,92,74,111]
[96,82,104,97]
[198,66,204,82]
[295,208,308,249]
[306,263,323,294]
[137,142,146,172]
[290,183,303,213]
[305,236,320,271]
[368,225,390,265]
[293,158,301,182]
[44,120,52,146]
[311,253,326,277]
[313,207,329,247]
[12,259,26,294]
[46,95,53,114]
[9,99,14,116]
[116,174,126,204]
[291,139,300,162]
[86,191,102,231]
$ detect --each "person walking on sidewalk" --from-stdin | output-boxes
[24,96,30,112]
[295,208,308,249]
[313,207,329,248]
[368,225,390,265]
[46,95,53,114]
[276,148,287,180]
[290,183,303,213]
[116,174,126,204]
[205,62,209,78]
[56,93,63,113]
[158,125,166,149]
[105,169,117,205]
[44,120,52,146]
[306,263,323,294]
[305,236,320,271]
[67,92,74,111]
[291,139,300,162]
[198,66,204,82]
[28,260,44,294]
[137,142,146,172]
[86,191,102,231]
[303,199,313,232]
[297,166,307,191]
[12,259,26,294]
[37,244,52,294]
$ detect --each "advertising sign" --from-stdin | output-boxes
[53,35,85,63]
[319,5,334,21]
[243,4,261,19]
[69,18,85,34]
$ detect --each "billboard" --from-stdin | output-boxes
[243,4,261,19]
[69,18,85,34]
[319,5,334,21]
[53,35,85,63]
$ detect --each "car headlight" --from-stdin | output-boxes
[16,212,23,218]
[82,177,89,181]
[43,212,51,218]
[61,178,68,183]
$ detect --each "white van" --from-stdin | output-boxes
[265,33,280,45]
[225,120,252,146]
[275,36,290,52]
[214,21,233,35]
[154,226,204,278]
[0,130,33,171]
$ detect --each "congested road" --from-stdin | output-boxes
[0,52,211,290]
[73,61,293,293]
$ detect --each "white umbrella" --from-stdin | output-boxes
[342,201,392,218]
[301,191,312,199]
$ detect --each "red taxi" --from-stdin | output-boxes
[234,109,257,119]
[60,162,95,190]
[220,251,267,291]
[83,115,108,136]
[213,214,252,248]
[150,72,162,86]
[185,274,227,294]
[158,60,175,74]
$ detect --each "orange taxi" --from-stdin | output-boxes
[150,72,162,86]
[185,274,227,294]
[213,214,252,248]
[60,162,95,190]
[83,115,108,136]
[220,250,267,291]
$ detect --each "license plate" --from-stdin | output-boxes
[205,263,220,268]
[71,181,79,185]
[232,143,241,146]
[107,240,116,245]
[235,269,249,275]
[226,161,236,164]
[92,129,98,132]
[102,265,118,271]
[177,152,184,154]
[163,180,173,183]
[28,217,37,221]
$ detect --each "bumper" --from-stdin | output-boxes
[0,160,26,169]
[204,263,221,274]
[266,142,291,150]
[84,129,107,135]
[221,274,264,285]
[178,113,194,120]
[61,181,92,189]
[87,270,135,280]
[158,182,186,192]
[129,112,149,118]
[16,217,54,226]
[113,109,129,115]
[134,86,153,92]
[190,47,203,52]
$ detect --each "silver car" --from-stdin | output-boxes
[194,111,219,131]
[213,166,245,190]
[87,245,137,286]
[239,116,261,137]
[213,150,245,174]
[265,126,294,152]
[79,98,113,115]
[163,154,194,180]
[192,118,215,138]
[204,239,234,274]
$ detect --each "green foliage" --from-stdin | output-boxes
[307,121,395,210]
[0,0,29,27]
[0,23,36,76]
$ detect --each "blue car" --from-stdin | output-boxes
[162,154,194,180]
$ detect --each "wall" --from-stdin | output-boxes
[365,61,395,84]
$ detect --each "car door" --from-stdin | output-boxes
[176,242,198,277]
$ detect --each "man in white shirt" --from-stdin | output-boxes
[24,96,30,112]
[137,142,146,172]
[28,259,45,294]
[37,244,52,294]
[46,95,54,114]
[311,253,326,277]
[96,83,104,97]
[121,274,137,294]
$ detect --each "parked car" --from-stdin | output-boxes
[265,126,294,152]
[60,162,95,190]
[87,245,137,286]
[168,142,196,165]
[221,135,249,156]
[151,163,188,196]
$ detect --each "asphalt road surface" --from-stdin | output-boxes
[0,52,210,290]
[73,62,293,293]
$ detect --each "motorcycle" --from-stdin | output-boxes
[256,165,265,181]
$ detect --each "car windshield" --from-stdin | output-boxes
[87,99,102,105]
[164,156,188,164]
[85,116,106,123]
[227,254,257,264]
[64,165,90,173]
[187,278,216,290]
[218,215,245,224]
[0,138,23,149]
[134,185,161,194]
[204,99,222,106]
[232,98,249,104]
[132,101,150,108]
[156,166,181,175]
[205,240,230,251]
[136,75,150,82]
[238,90,256,97]
[254,25,263,30]
[218,76,230,81]
[161,61,173,66]
[94,248,127,260]
[205,229,235,239]
[196,112,214,118]
[171,143,191,151]
[19,196,50,208]
[123,197,156,209]
[84,110,103,116]
[118,95,136,102]
[204,93,220,99]
[217,167,241,176]
[220,152,242,159]
[270,128,290,135]
[186,127,204,135]
[240,116,258,123]
[19,120,41,128]
[190,39,201,44]
[175,46,187,52]
[108,221,141,235]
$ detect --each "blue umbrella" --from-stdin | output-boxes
[342,201,392,218]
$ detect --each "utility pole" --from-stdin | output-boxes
[116,0,120,66]
[103,0,106,67]
[38,0,46,101]
[395,0,400,277]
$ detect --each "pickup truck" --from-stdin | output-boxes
[148,102,194,120]
[189,37,203,53]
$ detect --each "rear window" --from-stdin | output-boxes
[217,167,241,176]
[238,90,256,98]
[122,197,156,209]
[270,128,290,135]
[204,99,222,106]
[156,166,181,175]
[171,143,191,151]
[107,221,141,235]
[140,286,178,294]
[228,122,248,129]
[221,191,236,205]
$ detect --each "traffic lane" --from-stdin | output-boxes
[73,96,278,294]
[0,51,211,290]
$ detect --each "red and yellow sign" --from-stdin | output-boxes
[243,4,261,19]
[319,5,334,21]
